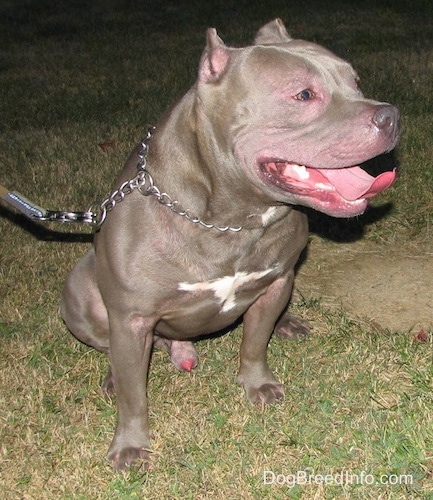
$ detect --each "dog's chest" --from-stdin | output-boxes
[177,267,277,313]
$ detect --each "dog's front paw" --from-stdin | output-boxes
[275,312,311,340]
[108,445,152,471]
[244,381,285,405]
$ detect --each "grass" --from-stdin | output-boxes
[1,0,433,498]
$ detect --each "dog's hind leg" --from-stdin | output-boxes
[60,248,110,354]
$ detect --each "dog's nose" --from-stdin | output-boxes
[373,105,400,145]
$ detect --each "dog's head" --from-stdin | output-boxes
[196,19,399,218]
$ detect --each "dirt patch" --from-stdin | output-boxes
[295,237,433,333]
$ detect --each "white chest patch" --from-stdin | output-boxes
[178,269,274,312]
[261,207,278,226]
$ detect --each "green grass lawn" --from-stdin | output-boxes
[1,0,433,498]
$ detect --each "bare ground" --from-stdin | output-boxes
[294,236,433,333]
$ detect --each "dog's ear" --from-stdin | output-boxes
[254,18,292,45]
[199,28,230,83]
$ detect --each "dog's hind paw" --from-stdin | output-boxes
[101,367,115,396]
[274,312,311,340]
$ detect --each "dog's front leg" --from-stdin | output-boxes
[106,313,155,470]
[237,275,293,404]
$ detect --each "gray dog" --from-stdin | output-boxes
[61,19,399,469]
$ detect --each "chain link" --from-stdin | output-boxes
[2,127,242,231]
[89,128,154,227]
[90,127,242,232]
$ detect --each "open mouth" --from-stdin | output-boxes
[259,161,397,205]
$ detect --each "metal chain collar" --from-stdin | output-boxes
[89,127,243,232]
[0,127,243,231]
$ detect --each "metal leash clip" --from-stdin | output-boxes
[38,209,97,224]
[0,186,97,225]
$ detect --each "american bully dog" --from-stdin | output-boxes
[61,19,399,469]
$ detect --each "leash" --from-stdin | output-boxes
[0,127,242,232]
[0,184,96,225]
[0,127,156,228]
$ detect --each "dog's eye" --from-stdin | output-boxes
[295,89,315,101]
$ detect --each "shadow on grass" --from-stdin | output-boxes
[304,202,394,242]
[301,150,398,242]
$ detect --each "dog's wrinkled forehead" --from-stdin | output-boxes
[251,19,359,92]
[256,41,359,90]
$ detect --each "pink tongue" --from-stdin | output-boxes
[318,167,396,201]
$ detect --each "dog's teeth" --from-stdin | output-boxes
[292,165,310,180]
